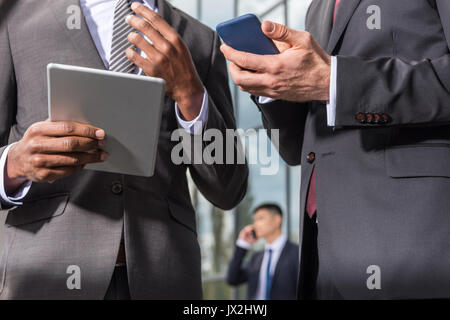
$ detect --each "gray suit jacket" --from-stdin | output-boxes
[253,0,450,299]
[0,0,248,299]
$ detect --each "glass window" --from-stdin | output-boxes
[201,0,235,28]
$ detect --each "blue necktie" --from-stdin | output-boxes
[265,249,273,300]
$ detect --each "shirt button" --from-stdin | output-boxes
[111,182,123,195]
[307,152,316,164]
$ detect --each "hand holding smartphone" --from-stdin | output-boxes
[239,224,258,244]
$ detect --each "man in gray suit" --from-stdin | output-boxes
[222,0,450,299]
[0,0,248,299]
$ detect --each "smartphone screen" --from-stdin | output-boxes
[216,14,280,56]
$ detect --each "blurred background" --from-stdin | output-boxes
[0,0,313,300]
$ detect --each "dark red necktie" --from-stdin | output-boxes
[306,0,340,219]
[333,0,341,24]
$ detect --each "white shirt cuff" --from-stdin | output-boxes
[236,239,251,250]
[174,88,209,135]
[326,56,337,127]
[0,143,32,207]
[258,96,276,104]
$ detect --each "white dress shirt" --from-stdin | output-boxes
[236,234,288,300]
[0,0,209,208]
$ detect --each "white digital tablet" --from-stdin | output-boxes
[47,63,165,177]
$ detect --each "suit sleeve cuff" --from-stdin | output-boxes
[175,88,209,135]
[236,239,251,250]
[0,143,32,207]
[326,56,337,127]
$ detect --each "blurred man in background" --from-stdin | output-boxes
[226,203,299,300]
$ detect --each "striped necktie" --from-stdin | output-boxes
[305,0,341,219]
[109,0,136,73]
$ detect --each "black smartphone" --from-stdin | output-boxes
[216,14,280,55]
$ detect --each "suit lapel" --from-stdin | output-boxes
[158,0,171,25]
[158,0,182,35]
[255,251,264,273]
[326,0,361,54]
[271,241,289,286]
[310,0,335,50]
[49,0,105,69]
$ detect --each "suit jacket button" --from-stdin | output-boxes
[307,152,316,164]
[381,113,390,124]
[373,113,381,124]
[112,182,123,195]
[365,113,374,124]
[355,112,366,123]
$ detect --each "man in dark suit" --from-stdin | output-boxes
[0,0,248,299]
[226,203,299,300]
[222,0,450,299]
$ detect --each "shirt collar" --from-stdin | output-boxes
[265,234,287,252]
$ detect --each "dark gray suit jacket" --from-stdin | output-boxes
[253,0,450,299]
[0,0,248,299]
[226,241,299,300]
